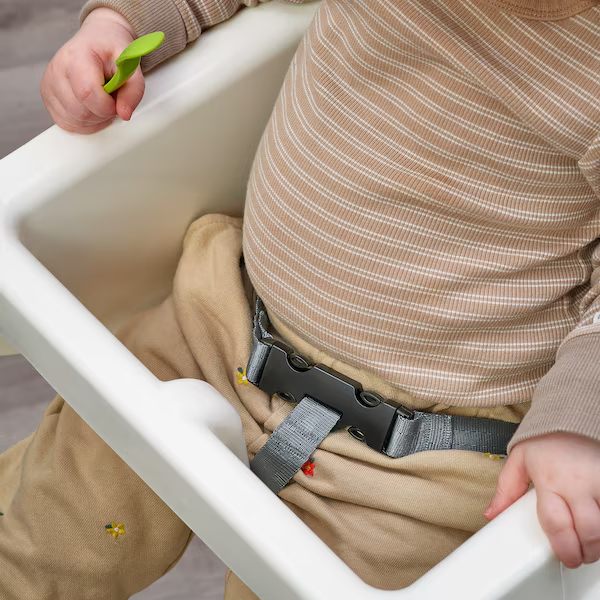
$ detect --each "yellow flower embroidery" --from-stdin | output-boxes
[105,522,126,538]
[484,452,506,461]
[237,367,249,386]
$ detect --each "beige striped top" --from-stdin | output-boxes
[83,0,600,447]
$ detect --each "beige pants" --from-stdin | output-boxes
[0,215,528,599]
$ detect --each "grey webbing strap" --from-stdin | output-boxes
[385,411,517,458]
[250,398,515,493]
[246,299,272,386]
[250,397,341,493]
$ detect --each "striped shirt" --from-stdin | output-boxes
[83,0,600,445]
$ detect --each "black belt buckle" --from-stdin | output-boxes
[256,341,414,453]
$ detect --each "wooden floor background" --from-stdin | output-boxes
[0,1,227,597]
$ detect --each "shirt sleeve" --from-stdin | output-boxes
[508,135,600,451]
[80,0,312,70]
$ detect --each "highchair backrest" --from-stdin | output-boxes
[1,3,599,598]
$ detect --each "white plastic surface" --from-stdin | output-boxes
[1,3,599,598]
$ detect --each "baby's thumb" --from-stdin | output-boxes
[484,451,530,520]
[115,68,145,121]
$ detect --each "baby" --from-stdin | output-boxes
[1,0,599,598]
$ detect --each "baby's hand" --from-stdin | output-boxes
[485,432,600,568]
[41,8,144,134]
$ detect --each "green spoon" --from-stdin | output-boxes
[104,31,165,94]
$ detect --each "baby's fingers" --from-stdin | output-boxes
[114,68,145,121]
[484,449,530,520]
[538,490,582,569]
[66,51,116,120]
[43,93,109,135]
[572,498,600,565]
[55,76,113,133]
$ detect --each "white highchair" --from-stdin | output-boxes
[1,4,599,598]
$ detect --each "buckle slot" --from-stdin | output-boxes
[257,341,413,453]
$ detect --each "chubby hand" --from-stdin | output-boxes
[40,8,145,134]
[484,432,600,568]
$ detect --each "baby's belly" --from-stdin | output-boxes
[242,146,595,406]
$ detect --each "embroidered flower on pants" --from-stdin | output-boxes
[484,452,506,461]
[105,522,126,538]
[301,458,315,476]
[237,367,249,386]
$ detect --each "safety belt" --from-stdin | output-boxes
[248,299,517,493]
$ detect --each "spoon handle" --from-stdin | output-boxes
[104,57,141,94]
[103,32,165,95]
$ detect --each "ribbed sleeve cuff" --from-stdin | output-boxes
[508,333,600,453]
[80,0,191,70]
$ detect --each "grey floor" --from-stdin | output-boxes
[0,1,227,597]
